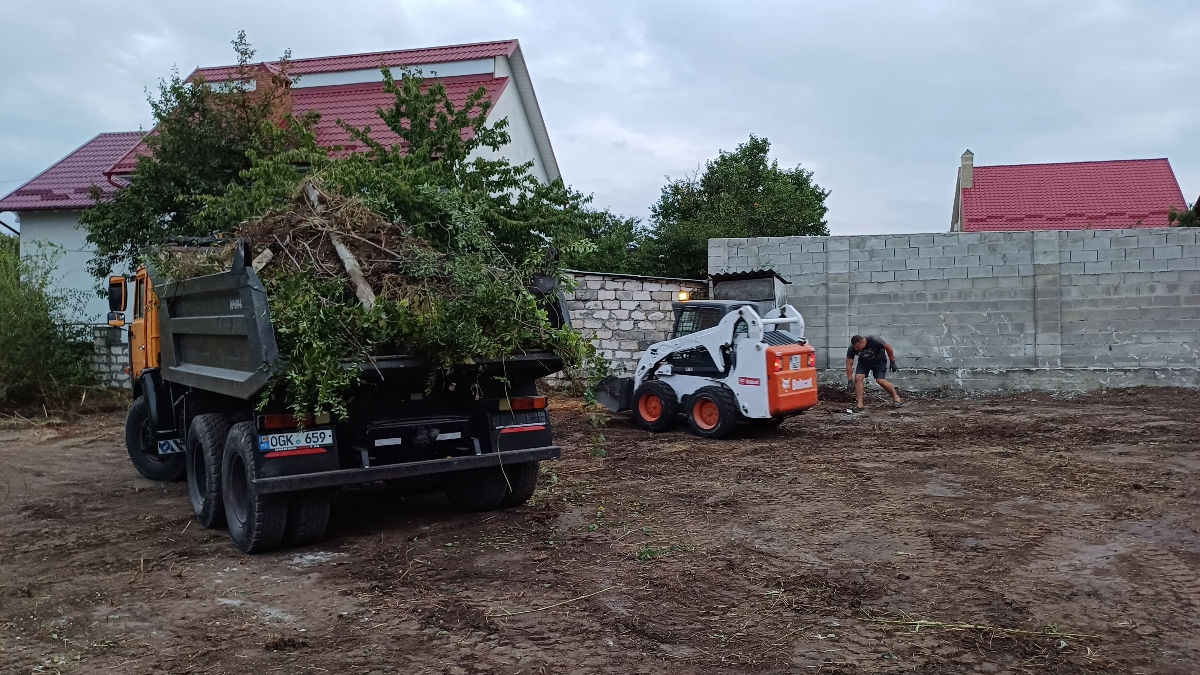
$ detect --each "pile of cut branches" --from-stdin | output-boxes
[156,177,598,419]
[259,179,594,418]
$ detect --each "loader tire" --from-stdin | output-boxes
[686,386,739,439]
[632,380,679,432]
[283,491,333,547]
[125,396,184,482]
[498,461,540,508]
[222,422,288,553]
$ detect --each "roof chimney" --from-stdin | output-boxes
[960,149,974,189]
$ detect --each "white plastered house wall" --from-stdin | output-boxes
[17,210,110,325]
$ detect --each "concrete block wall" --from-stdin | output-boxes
[91,327,132,389]
[563,272,707,376]
[709,228,1200,391]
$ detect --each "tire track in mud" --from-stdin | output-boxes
[1126,547,1200,621]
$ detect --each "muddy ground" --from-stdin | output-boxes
[1,388,1198,674]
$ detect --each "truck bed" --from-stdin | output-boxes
[153,242,563,399]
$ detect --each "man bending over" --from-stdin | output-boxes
[845,334,902,411]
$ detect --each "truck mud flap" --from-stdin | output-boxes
[251,446,561,494]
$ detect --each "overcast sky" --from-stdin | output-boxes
[2,0,1197,235]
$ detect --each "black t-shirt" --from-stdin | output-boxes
[847,336,888,364]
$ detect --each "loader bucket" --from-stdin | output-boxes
[594,376,633,412]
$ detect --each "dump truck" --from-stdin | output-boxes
[107,241,562,553]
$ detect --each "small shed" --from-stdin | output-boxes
[709,270,789,315]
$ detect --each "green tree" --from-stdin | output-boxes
[641,135,829,279]
[560,210,648,274]
[82,32,315,278]
[1169,202,1199,227]
[209,64,604,274]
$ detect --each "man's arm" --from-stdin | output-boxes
[884,342,898,371]
[845,357,855,380]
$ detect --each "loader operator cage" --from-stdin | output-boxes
[670,300,757,339]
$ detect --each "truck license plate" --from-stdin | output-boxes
[789,355,801,370]
[259,429,334,452]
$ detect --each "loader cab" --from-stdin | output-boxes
[667,300,756,376]
[670,300,755,339]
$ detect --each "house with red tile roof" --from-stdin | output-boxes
[0,40,560,324]
[0,132,146,323]
[950,150,1188,232]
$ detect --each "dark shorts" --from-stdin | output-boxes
[855,359,888,381]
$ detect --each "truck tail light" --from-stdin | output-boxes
[807,353,816,368]
[773,354,783,372]
[505,396,547,411]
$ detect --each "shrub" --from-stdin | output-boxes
[0,237,95,406]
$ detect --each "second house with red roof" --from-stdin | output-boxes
[951,149,1187,232]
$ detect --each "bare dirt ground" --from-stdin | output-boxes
[1,388,1198,674]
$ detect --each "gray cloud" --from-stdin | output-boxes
[2,0,1197,234]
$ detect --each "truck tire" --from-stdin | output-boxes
[686,386,739,439]
[632,380,680,432]
[445,468,508,512]
[186,414,231,528]
[498,461,540,508]
[125,396,184,482]
[283,491,333,547]
[222,422,288,553]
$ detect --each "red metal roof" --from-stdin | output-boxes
[192,40,517,82]
[960,159,1187,231]
[294,75,508,153]
[109,40,518,176]
[0,132,143,212]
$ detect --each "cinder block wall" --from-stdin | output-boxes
[563,272,707,376]
[709,228,1200,391]
[91,327,132,389]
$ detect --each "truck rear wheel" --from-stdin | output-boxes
[498,461,540,508]
[283,491,333,547]
[125,396,184,481]
[686,386,739,439]
[632,380,680,432]
[186,414,231,528]
[445,468,508,512]
[222,422,288,553]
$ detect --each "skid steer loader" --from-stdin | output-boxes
[595,300,819,438]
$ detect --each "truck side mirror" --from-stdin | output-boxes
[108,276,127,311]
[107,311,126,328]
